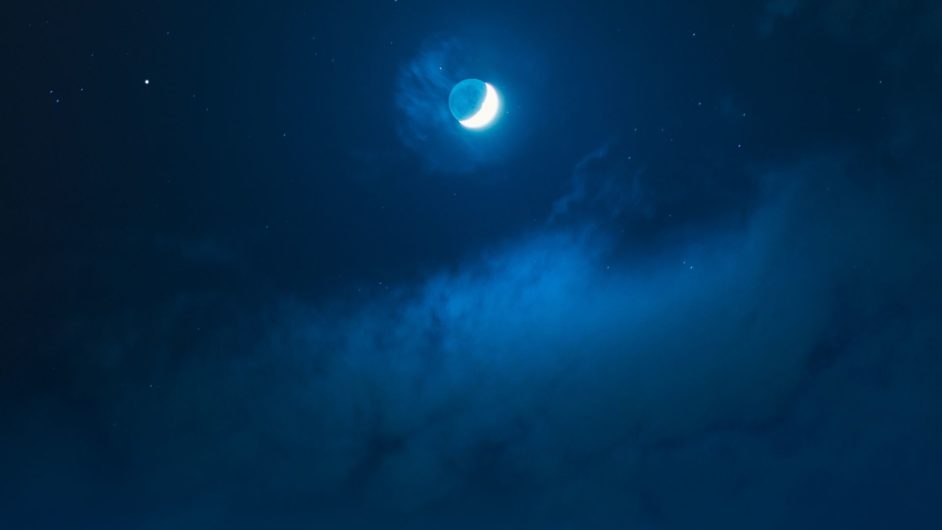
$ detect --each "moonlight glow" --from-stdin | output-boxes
[459,83,500,129]
[449,79,500,130]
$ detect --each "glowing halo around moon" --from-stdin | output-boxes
[448,79,500,129]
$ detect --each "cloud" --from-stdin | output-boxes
[395,39,483,173]
[549,141,759,253]
[5,137,939,529]
[214,148,934,528]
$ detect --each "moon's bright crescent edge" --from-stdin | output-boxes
[459,83,499,129]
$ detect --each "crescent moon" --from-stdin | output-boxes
[459,83,500,129]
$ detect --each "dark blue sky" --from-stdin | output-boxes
[3,1,941,528]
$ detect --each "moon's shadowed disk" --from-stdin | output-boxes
[449,79,499,129]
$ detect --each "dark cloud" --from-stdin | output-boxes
[6,144,937,528]
[548,141,758,248]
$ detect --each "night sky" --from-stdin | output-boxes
[3,1,942,528]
